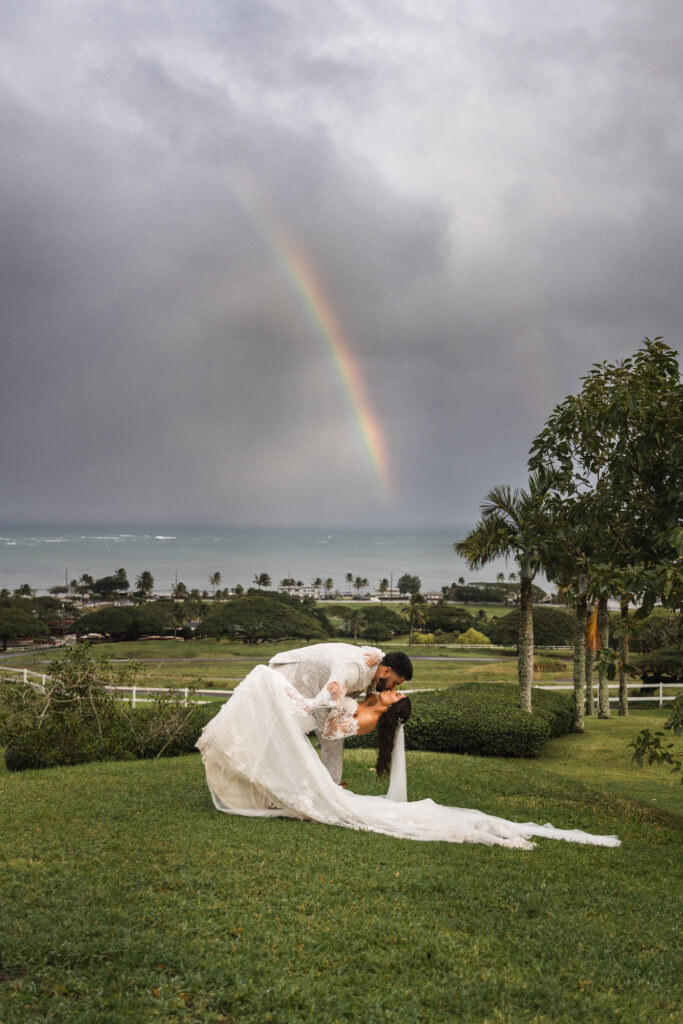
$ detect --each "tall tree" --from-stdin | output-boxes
[397,574,422,597]
[401,594,427,645]
[530,338,683,716]
[455,474,549,713]
[209,572,221,597]
[136,571,155,599]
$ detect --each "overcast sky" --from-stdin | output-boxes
[1,0,681,529]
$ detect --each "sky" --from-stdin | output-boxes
[1,0,681,530]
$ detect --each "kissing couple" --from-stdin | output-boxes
[196,641,620,849]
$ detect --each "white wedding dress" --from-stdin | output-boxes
[196,666,621,850]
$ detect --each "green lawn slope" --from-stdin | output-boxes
[1,713,681,1023]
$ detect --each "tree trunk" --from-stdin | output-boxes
[518,567,534,713]
[573,582,587,732]
[618,598,630,716]
[585,646,594,715]
[597,594,611,718]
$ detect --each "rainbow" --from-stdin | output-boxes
[238,194,391,497]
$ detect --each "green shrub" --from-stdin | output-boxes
[457,628,491,646]
[1,645,226,772]
[488,606,574,646]
[4,699,223,772]
[346,683,573,759]
[414,633,436,645]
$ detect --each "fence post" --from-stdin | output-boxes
[23,668,28,684]
[184,687,188,706]
[42,675,46,688]
[132,685,136,709]
[659,681,663,708]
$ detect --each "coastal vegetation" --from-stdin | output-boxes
[457,339,682,727]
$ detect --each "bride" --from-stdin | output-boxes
[196,665,621,850]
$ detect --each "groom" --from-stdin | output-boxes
[269,642,413,784]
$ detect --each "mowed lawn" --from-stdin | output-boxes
[1,714,681,1024]
[3,637,572,691]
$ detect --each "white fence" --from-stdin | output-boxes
[536,681,680,708]
[103,686,234,707]
[2,666,679,709]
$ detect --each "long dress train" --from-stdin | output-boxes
[196,666,621,851]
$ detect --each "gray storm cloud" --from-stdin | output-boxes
[0,0,680,527]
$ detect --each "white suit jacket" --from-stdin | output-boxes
[269,642,384,700]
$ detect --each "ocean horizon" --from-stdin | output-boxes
[0,523,543,596]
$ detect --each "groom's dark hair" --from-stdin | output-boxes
[380,651,413,682]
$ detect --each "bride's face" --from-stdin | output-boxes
[378,689,406,707]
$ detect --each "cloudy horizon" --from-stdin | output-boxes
[1,1,681,530]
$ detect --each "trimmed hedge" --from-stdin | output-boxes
[346,683,574,759]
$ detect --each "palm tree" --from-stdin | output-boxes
[378,578,389,601]
[454,475,547,713]
[324,577,334,599]
[458,577,465,587]
[401,593,427,645]
[209,572,221,597]
[253,573,271,591]
[345,572,353,596]
[135,570,154,599]
[348,609,366,641]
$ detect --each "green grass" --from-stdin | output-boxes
[2,640,572,692]
[1,714,681,1023]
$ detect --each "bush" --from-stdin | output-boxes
[414,633,437,645]
[488,607,574,647]
[359,624,393,642]
[457,628,491,646]
[1,645,225,772]
[4,699,223,772]
[198,594,329,643]
[346,683,574,759]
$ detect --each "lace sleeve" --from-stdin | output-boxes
[282,680,346,717]
[322,697,359,740]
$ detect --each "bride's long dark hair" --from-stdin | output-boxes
[375,696,412,777]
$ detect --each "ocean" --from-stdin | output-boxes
[0,524,534,596]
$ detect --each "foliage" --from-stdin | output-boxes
[91,568,130,596]
[347,683,574,758]
[627,609,682,653]
[630,646,683,688]
[197,593,329,643]
[422,602,476,634]
[0,645,216,772]
[413,632,437,645]
[326,603,404,636]
[397,573,422,596]
[529,338,683,612]
[0,608,47,650]
[75,603,173,640]
[629,694,683,782]
[456,627,491,645]
[488,606,575,646]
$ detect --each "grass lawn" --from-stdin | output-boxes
[2,640,572,691]
[1,714,681,1023]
